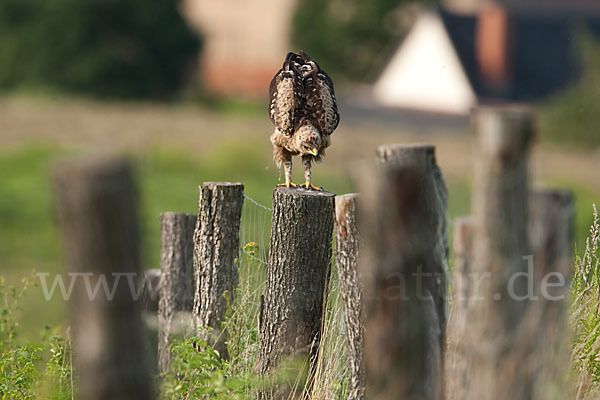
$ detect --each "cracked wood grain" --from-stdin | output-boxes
[158,212,196,374]
[256,187,335,399]
[334,193,364,400]
[193,182,244,360]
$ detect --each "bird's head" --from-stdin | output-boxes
[295,122,321,157]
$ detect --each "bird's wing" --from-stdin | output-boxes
[304,69,339,136]
[268,60,302,137]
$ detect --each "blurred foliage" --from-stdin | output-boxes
[0,0,199,99]
[291,0,411,82]
[540,29,600,147]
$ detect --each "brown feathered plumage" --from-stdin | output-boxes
[268,51,339,190]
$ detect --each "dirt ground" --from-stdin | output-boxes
[1,96,598,193]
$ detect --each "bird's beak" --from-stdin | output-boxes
[309,148,318,156]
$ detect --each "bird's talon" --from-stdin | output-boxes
[277,181,297,189]
[302,182,322,191]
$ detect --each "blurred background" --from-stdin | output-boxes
[0,0,599,339]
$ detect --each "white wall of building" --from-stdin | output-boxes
[373,12,477,115]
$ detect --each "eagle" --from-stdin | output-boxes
[268,51,339,190]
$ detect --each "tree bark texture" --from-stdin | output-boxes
[193,182,244,359]
[52,157,153,400]
[334,193,364,400]
[356,155,447,400]
[465,105,535,400]
[256,187,335,385]
[158,212,196,375]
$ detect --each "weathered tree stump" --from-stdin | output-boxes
[193,182,244,359]
[356,156,446,400]
[256,187,335,397]
[464,105,535,400]
[52,157,153,400]
[334,193,364,400]
[158,212,196,375]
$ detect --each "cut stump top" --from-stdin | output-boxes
[274,186,336,198]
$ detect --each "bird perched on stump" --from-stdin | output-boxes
[268,51,340,190]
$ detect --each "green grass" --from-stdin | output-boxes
[571,204,600,399]
[444,177,598,253]
[0,142,352,339]
[0,142,597,340]
[0,141,598,399]
[179,90,266,116]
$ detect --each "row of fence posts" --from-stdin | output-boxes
[52,105,574,400]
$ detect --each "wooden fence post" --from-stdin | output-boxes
[193,182,244,359]
[256,187,335,395]
[377,143,449,365]
[529,188,574,399]
[356,155,446,400]
[334,193,364,400]
[141,268,161,311]
[158,212,196,375]
[141,268,161,376]
[447,188,573,400]
[52,157,153,400]
[463,105,534,400]
[446,217,474,400]
[377,144,448,333]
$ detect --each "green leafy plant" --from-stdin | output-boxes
[0,273,72,400]
[41,334,73,400]
[160,338,251,400]
[0,273,41,399]
[0,274,36,345]
[0,344,43,399]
